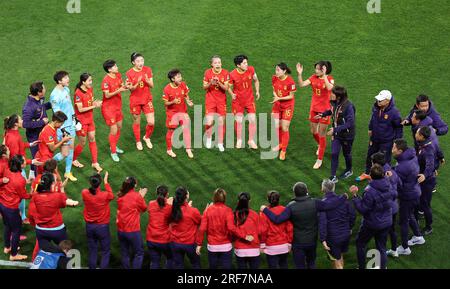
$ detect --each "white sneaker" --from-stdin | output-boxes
[396,245,411,255]
[386,249,399,258]
[218,143,225,152]
[313,159,323,169]
[136,142,143,151]
[248,140,258,150]
[142,136,153,149]
[236,139,243,149]
[186,149,194,159]
[206,137,212,149]
[166,150,177,158]
[408,236,425,246]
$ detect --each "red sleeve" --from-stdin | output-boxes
[286,220,294,243]
[74,90,83,104]
[328,75,335,85]
[308,74,314,83]
[58,193,68,208]
[184,82,190,94]
[196,210,208,245]
[259,212,268,244]
[288,77,297,92]
[162,85,169,101]
[137,194,147,212]
[146,67,153,78]
[18,177,31,200]
[249,66,255,77]
[101,77,109,91]
[104,183,114,201]
[271,75,277,87]
[203,70,210,83]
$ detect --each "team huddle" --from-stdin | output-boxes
[0,52,447,269]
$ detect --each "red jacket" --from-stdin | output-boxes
[0,171,30,209]
[197,203,245,246]
[146,200,172,243]
[116,190,147,232]
[260,205,293,246]
[0,158,9,194]
[32,191,67,228]
[4,129,31,165]
[82,184,114,225]
[170,202,201,245]
[232,210,262,249]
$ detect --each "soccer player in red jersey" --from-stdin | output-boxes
[72,73,103,172]
[228,55,260,149]
[162,69,194,159]
[296,61,334,169]
[125,52,155,151]
[203,55,229,152]
[271,63,297,160]
[101,59,127,162]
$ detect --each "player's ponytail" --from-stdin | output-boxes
[156,185,169,208]
[234,192,250,226]
[118,176,137,197]
[170,186,188,223]
[75,72,91,92]
[37,172,55,193]
[276,62,291,75]
[88,173,102,195]
[315,60,332,74]
[0,144,8,158]
[4,114,19,132]
[267,191,280,208]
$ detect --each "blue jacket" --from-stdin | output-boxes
[417,139,437,180]
[22,95,52,139]
[393,148,421,201]
[383,164,401,215]
[353,178,393,230]
[319,192,356,243]
[322,99,356,140]
[412,117,444,163]
[407,101,448,136]
[369,97,403,143]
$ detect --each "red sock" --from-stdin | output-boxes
[183,125,191,149]
[278,126,283,148]
[313,133,320,144]
[218,124,225,144]
[318,136,327,160]
[132,124,141,142]
[89,141,98,163]
[116,128,121,144]
[281,130,290,152]
[205,125,212,138]
[73,144,84,161]
[109,134,117,154]
[166,130,174,150]
[236,121,242,141]
[32,240,39,262]
[249,122,256,142]
[145,124,154,139]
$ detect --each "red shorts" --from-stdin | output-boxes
[76,122,95,137]
[130,101,154,115]
[232,100,256,115]
[102,106,123,126]
[166,112,190,129]
[309,110,331,125]
[205,100,227,116]
[272,102,294,121]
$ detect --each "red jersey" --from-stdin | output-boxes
[203,68,229,104]
[32,191,67,228]
[82,183,114,225]
[232,210,262,249]
[101,73,123,108]
[4,129,31,164]
[35,124,57,162]
[197,203,245,246]
[0,171,30,209]
[146,200,172,243]
[229,66,255,104]
[308,74,334,112]
[162,82,190,114]
[126,66,153,105]
[272,75,297,108]
[259,206,293,246]
[116,190,147,232]
[74,87,94,124]
[170,202,201,245]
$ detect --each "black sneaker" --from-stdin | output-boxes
[329,176,338,183]
[423,227,433,235]
[339,170,353,180]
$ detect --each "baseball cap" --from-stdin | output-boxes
[375,90,392,101]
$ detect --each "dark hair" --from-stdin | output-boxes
[314,61,332,74]
[267,191,280,207]
[118,176,137,197]
[394,138,408,152]
[234,192,250,226]
[417,126,431,140]
[52,111,68,123]
[75,72,91,92]
[30,81,44,96]
[293,182,308,197]
[43,159,58,173]
[371,151,386,166]
[370,164,384,180]
[130,52,143,63]
[4,114,19,131]
[156,185,169,208]
[59,240,73,252]
[53,71,69,84]
[276,62,291,74]
[0,145,8,157]
[213,188,227,203]
[413,109,427,121]
[171,186,188,223]
[88,173,102,195]
[103,59,116,73]
[332,86,348,103]
[167,69,181,82]
[9,155,24,172]
[416,94,429,105]
[234,55,248,66]
[37,172,55,193]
